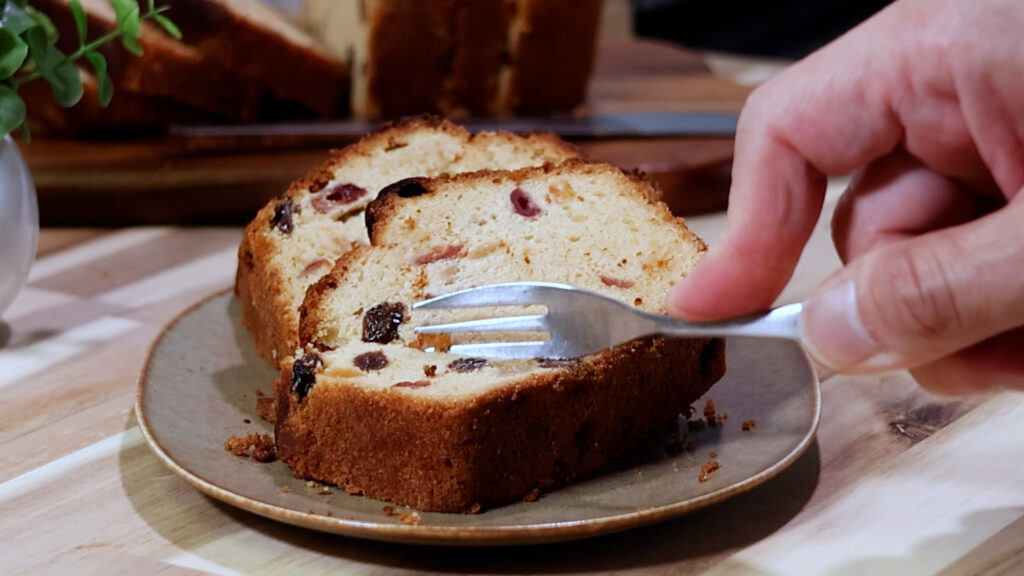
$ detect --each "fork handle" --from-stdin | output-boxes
[653,302,804,341]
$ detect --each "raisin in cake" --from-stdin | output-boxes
[235,117,579,366]
[274,160,726,513]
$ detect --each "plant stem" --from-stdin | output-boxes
[10,6,171,89]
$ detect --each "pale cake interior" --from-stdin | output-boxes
[300,162,707,400]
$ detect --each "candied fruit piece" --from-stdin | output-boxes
[414,244,463,265]
[301,259,331,277]
[362,302,406,343]
[393,380,431,388]
[600,275,635,288]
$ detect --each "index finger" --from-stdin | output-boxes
[668,4,911,320]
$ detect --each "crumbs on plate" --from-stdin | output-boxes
[224,433,276,462]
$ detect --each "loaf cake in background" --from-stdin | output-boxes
[235,116,580,367]
[28,0,348,132]
[305,0,603,118]
[274,160,725,513]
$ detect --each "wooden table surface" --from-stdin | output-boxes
[3,62,1024,575]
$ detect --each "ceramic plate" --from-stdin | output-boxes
[136,291,820,546]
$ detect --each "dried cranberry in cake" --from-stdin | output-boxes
[600,276,635,289]
[448,357,488,372]
[354,350,389,372]
[413,244,463,265]
[292,353,322,401]
[510,188,542,217]
[312,183,368,213]
[362,302,406,343]
[271,198,297,234]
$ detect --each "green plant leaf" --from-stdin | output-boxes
[68,0,88,46]
[1,5,38,35]
[24,24,57,72]
[0,28,28,79]
[85,51,112,106]
[152,13,180,39]
[111,0,144,56]
[26,7,58,43]
[46,60,83,107]
[0,84,26,137]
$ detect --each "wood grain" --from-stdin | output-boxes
[2,175,1023,573]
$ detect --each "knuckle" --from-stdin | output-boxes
[865,246,966,343]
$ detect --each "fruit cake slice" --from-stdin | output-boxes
[235,116,579,366]
[274,160,726,513]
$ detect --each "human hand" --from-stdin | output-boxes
[666,0,1024,394]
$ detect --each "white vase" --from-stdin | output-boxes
[0,135,38,318]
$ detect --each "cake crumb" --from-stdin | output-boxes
[523,489,541,503]
[316,485,333,495]
[423,364,438,378]
[224,433,276,462]
[280,486,290,493]
[243,418,251,424]
[709,451,718,458]
[698,460,721,483]
[255,396,277,422]
[742,419,757,431]
[399,511,422,526]
[383,505,398,517]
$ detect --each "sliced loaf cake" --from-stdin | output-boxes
[275,160,725,513]
[235,117,580,366]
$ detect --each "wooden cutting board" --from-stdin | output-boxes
[18,38,750,226]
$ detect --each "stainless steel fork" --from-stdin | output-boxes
[413,281,803,360]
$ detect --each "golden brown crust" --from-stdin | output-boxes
[33,0,266,121]
[503,0,603,114]
[235,198,295,364]
[444,0,514,115]
[165,0,349,117]
[296,246,367,350]
[274,336,725,513]
[365,1,459,117]
[21,70,210,136]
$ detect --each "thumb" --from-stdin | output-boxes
[799,194,1024,373]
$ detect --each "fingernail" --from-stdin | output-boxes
[799,280,881,371]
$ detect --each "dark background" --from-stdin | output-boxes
[631,0,896,59]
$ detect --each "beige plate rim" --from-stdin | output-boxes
[135,290,821,547]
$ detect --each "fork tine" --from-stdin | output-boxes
[412,281,576,309]
[446,341,554,359]
[415,314,547,334]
